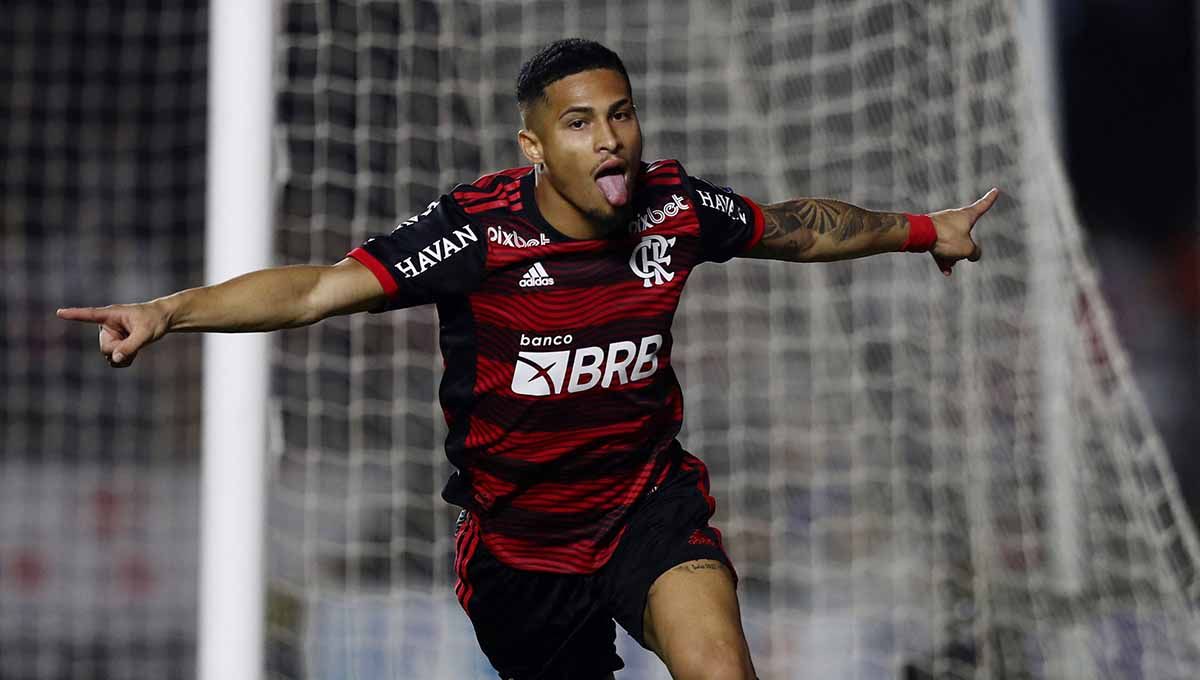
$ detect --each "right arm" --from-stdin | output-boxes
[56,257,386,367]
[61,191,487,368]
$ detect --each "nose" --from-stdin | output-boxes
[594,119,621,154]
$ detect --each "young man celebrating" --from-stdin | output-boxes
[59,39,997,680]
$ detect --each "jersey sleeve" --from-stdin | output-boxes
[347,197,487,311]
[687,175,766,263]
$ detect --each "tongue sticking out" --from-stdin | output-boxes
[596,173,629,207]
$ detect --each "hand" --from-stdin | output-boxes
[928,187,1000,277]
[56,302,171,368]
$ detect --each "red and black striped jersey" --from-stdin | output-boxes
[347,159,764,574]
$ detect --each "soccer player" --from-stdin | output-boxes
[58,38,996,680]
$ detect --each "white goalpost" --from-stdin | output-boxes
[200,3,273,680]
[1016,1,1086,677]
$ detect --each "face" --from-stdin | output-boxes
[518,68,643,234]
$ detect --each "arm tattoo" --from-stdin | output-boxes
[752,198,907,262]
[670,560,725,574]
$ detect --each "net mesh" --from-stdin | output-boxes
[1,2,207,679]
[270,1,1200,677]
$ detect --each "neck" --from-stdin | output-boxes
[533,166,612,240]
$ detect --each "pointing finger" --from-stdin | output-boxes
[57,307,110,323]
[968,187,1000,222]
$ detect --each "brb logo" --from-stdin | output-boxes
[511,334,663,397]
[629,235,676,288]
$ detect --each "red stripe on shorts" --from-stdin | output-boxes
[454,517,481,614]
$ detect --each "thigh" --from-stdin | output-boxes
[641,557,755,680]
[593,449,755,678]
[455,512,625,680]
[595,451,742,641]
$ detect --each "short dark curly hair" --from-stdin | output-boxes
[516,38,631,112]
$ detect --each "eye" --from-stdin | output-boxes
[568,119,587,130]
[612,110,631,121]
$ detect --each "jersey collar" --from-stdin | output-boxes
[520,165,649,243]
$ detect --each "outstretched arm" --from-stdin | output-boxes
[743,188,1000,274]
[56,257,386,368]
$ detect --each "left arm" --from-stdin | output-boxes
[743,188,1000,275]
[745,198,908,262]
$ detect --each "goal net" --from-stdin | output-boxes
[270,1,1200,678]
[1,2,207,679]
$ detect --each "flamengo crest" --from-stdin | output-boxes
[629,234,676,288]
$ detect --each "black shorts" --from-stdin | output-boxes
[453,448,737,680]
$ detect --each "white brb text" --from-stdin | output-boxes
[511,334,664,397]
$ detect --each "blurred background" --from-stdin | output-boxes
[2,1,1197,679]
[1054,0,1199,514]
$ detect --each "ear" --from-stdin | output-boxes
[518,127,543,165]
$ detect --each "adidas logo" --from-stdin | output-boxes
[519,262,555,288]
